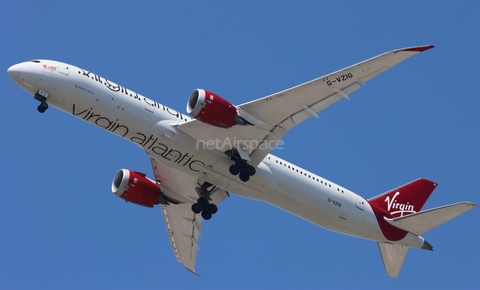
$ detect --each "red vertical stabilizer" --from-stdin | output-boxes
[368,178,438,218]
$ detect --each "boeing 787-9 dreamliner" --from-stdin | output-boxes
[8,45,476,278]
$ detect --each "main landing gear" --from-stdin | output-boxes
[226,148,256,182]
[34,90,49,113]
[191,182,218,220]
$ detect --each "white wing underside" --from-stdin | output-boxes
[176,46,434,166]
[150,157,228,274]
[161,203,202,275]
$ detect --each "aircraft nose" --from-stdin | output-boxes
[7,63,21,82]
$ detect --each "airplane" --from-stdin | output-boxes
[7,45,476,278]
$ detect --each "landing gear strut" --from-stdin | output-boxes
[191,182,218,220]
[226,148,256,182]
[34,90,49,113]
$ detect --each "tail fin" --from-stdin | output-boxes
[368,178,438,217]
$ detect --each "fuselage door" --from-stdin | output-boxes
[356,196,365,211]
[262,155,271,166]
[338,191,353,220]
[58,63,69,76]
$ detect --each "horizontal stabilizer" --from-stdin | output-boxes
[378,242,409,279]
[384,202,477,235]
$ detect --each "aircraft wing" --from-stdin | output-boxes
[176,45,434,166]
[149,157,228,274]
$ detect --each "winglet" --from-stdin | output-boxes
[400,45,435,52]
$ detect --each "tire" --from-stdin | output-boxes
[246,165,256,176]
[239,172,250,182]
[229,165,240,175]
[201,210,212,220]
[191,203,202,214]
[207,203,218,214]
[235,159,246,170]
[197,197,209,208]
[38,102,48,113]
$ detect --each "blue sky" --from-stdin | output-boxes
[2,1,479,289]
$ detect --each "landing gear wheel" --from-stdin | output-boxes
[192,182,220,219]
[197,197,209,208]
[235,159,246,170]
[201,210,212,220]
[239,172,250,182]
[207,203,218,214]
[37,102,48,113]
[246,165,256,176]
[191,203,202,214]
[229,165,240,175]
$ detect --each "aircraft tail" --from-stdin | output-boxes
[378,201,476,278]
[368,178,438,218]
[369,179,477,278]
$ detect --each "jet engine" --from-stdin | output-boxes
[111,169,161,208]
[186,89,238,128]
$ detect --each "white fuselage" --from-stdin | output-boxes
[9,60,426,248]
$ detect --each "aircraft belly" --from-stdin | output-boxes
[260,160,387,240]
[264,164,345,229]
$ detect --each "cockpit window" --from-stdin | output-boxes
[30,60,40,63]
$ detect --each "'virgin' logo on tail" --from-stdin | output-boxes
[385,192,416,217]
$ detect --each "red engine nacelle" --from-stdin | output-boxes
[111,169,161,208]
[186,89,238,128]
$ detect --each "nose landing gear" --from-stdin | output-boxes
[37,102,48,113]
[34,90,49,113]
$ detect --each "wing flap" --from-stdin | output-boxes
[162,203,202,274]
